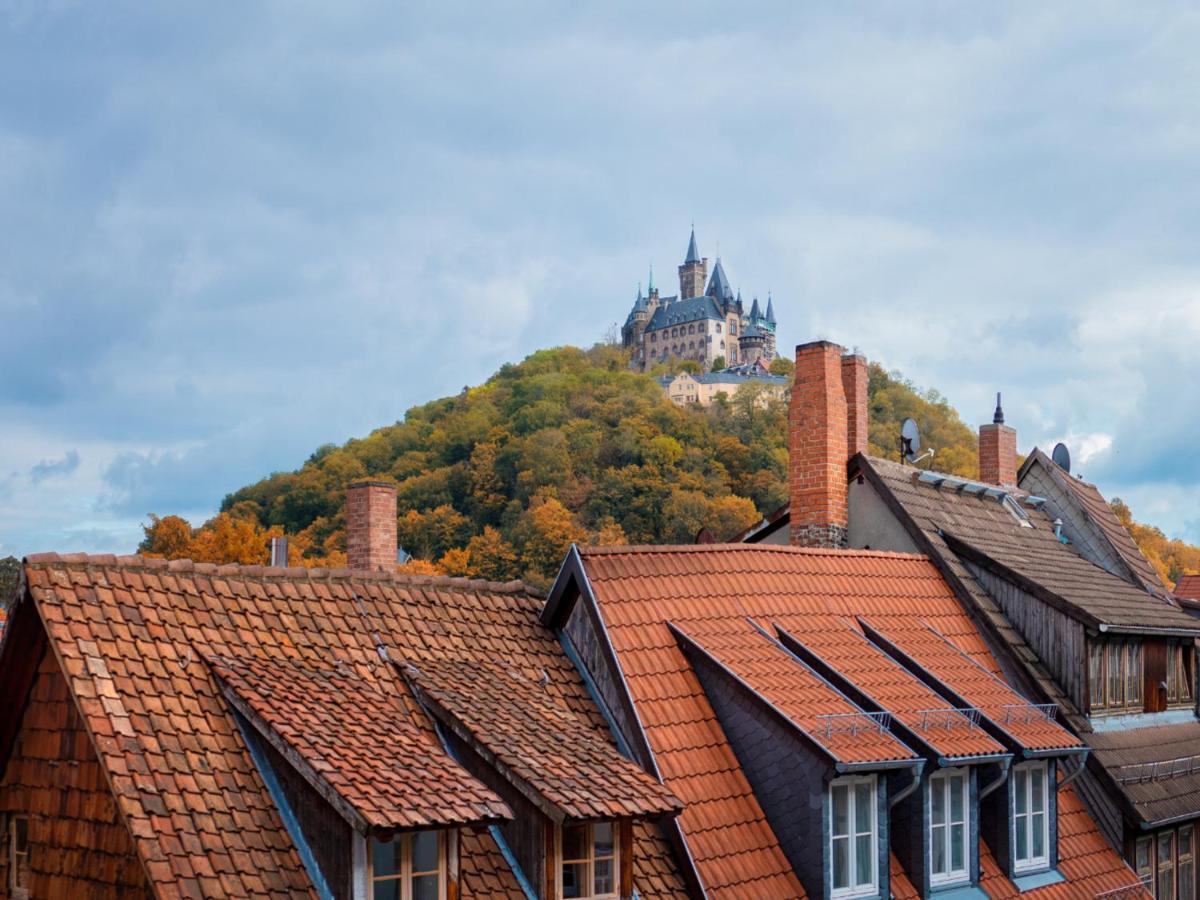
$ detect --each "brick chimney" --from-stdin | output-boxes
[346,481,398,572]
[789,341,851,548]
[841,353,868,458]
[979,393,1017,487]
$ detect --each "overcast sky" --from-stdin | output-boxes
[3,2,1200,557]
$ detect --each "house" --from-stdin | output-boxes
[0,482,686,899]
[738,341,1200,898]
[1172,575,1200,617]
[655,368,788,408]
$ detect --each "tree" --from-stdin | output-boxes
[140,514,195,559]
[769,356,795,377]
[705,495,760,542]
[0,556,20,609]
[710,355,726,372]
[515,496,585,583]
[463,527,519,581]
[188,514,280,566]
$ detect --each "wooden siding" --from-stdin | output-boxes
[964,560,1089,712]
[0,648,151,898]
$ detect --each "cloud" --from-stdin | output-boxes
[29,449,79,483]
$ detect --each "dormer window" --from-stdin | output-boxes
[929,769,969,887]
[1088,638,1143,714]
[1013,762,1049,873]
[830,774,878,898]
[559,821,618,899]
[1167,640,1195,707]
[371,830,445,900]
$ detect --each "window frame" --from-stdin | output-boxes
[1167,640,1195,707]
[829,773,879,899]
[1089,637,1146,715]
[1136,825,1196,900]
[368,829,447,900]
[1012,761,1050,874]
[929,768,971,887]
[9,815,30,896]
[556,821,619,900]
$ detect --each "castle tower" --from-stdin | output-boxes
[678,227,708,299]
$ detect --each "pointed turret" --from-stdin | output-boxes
[749,296,761,320]
[647,265,655,296]
[685,228,700,264]
[706,258,733,302]
[765,294,776,325]
[678,226,708,298]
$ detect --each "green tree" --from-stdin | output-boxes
[710,355,726,372]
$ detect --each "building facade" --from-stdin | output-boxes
[621,229,777,372]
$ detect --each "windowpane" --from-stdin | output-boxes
[1108,642,1123,707]
[1031,768,1045,814]
[374,880,400,900]
[1089,642,1105,710]
[372,837,401,879]
[562,825,588,862]
[855,834,873,885]
[932,781,946,826]
[1128,642,1143,707]
[931,824,946,875]
[562,861,587,898]
[832,785,850,836]
[1181,861,1195,900]
[854,782,872,833]
[950,776,964,822]
[1161,831,1177,900]
[951,824,965,872]
[593,822,614,858]
[1016,817,1028,861]
[833,836,850,889]
[594,857,614,895]
[13,817,28,853]
[1015,770,1028,815]
[1032,812,1046,859]
[412,874,440,900]
[1137,837,1154,887]
[412,831,439,874]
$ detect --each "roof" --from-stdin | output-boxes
[646,295,724,329]
[1021,448,1170,597]
[13,553,689,899]
[1176,574,1200,599]
[705,258,733,302]
[748,296,761,319]
[207,653,511,832]
[403,658,681,822]
[565,543,1118,898]
[684,228,700,264]
[1086,721,1200,827]
[695,372,787,386]
[765,296,775,323]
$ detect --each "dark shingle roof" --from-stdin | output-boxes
[705,258,733,302]
[684,228,700,264]
[1087,721,1200,826]
[646,295,724,329]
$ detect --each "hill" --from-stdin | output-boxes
[136,344,1196,591]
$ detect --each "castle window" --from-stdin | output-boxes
[688,324,695,334]
[9,816,30,896]
[371,830,445,900]
[650,332,657,342]
[830,774,878,898]
[716,323,722,333]
[1013,762,1049,873]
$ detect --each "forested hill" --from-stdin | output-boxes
[135,344,1198,591]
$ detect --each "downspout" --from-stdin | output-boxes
[889,760,926,809]
[980,756,1012,800]
[1057,749,1091,789]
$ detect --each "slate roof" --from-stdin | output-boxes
[1021,448,1170,598]
[208,653,511,831]
[12,553,689,899]
[645,295,724,330]
[685,228,700,264]
[1086,721,1200,827]
[403,658,681,822]
[765,296,776,323]
[705,258,733,302]
[567,543,1129,898]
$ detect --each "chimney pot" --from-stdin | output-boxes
[269,536,289,568]
[979,394,1017,487]
[346,481,398,572]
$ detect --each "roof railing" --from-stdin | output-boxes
[814,711,893,738]
[1093,882,1150,899]
[916,707,982,731]
[1000,703,1058,724]
[1116,755,1200,784]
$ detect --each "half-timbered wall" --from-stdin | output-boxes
[0,648,151,899]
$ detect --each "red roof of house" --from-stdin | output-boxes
[1175,573,1200,600]
[572,543,1136,899]
[12,553,688,899]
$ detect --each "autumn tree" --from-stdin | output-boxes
[139,515,195,559]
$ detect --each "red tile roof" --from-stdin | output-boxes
[208,653,511,831]
[403,658,681,821]
[671,618,917,766]
[860,617,1082,753]
[774,618,1006,761]
[16,553,690,899]
[1175,573,1200,601]
[573,543,1127,898]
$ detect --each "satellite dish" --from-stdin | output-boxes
[1052,442,1072,474]
[901,418,921,463]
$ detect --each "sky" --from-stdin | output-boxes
[4,1,1200,556]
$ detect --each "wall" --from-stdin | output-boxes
[0,648,152,899]
[848,477,921,555]
[962,561,1089,714]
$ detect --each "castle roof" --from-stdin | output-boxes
[646,295,724,330]
[705,258,733,302]
[765,295,776,323]
[748,296,761,319]
[684,228,700,264]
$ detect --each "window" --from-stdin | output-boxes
[1013,762,1049,873]
[930,770,969,886]
[1182,825,1195,900]
[715,323,722,333]
[1161,832,1177,900]
[1168,641,1195,706]
[559,822,617,899]
[1089,638,1144,714]
[9,816,29,896]
[830,774,877,898]
[371,831,444,900]
[1140,837,1155,891]
[1140,826,1196,899]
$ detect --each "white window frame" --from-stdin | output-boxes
[368,829,447,900]
[830,774,879,899]
[929,768,970,887]
[1012,761,1050,873]
[556,821,619,900]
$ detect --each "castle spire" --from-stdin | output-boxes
[765,293,776,324]
[685,227,700,264]
[648,264,655,294]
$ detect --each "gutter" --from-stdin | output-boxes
[1056,749,1090,789]
[980,757,1012,800]
[888,759,927,809]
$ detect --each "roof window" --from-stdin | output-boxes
[1002,494,1033,527]
[559,821,619,899]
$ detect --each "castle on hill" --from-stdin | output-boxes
[621,228,778,372]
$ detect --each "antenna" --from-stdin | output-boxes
[1052,442,1072,474]
[900,418,921,463]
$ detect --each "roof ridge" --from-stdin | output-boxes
[22,552,540,596]
[577,542,931,561]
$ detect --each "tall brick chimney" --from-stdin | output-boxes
[841,353,868,458]
[979,393,1017,487]
[346,481,398,572]
[789,341,851,548]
